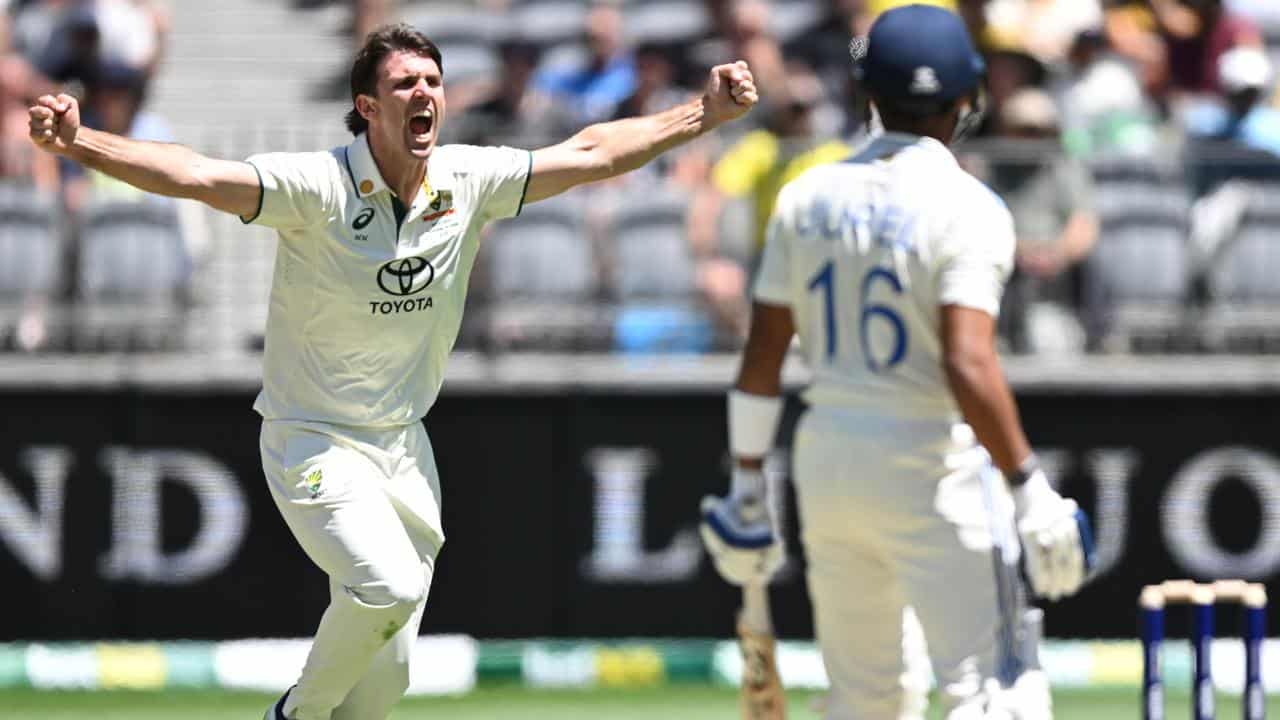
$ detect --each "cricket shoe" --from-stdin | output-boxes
[737,614,787,720]
[263,687,292,720]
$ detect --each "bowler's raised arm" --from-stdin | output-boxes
[29,93,261,220]
[523,61,758,204]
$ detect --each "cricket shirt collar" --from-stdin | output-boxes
[846,131,957,168]
[346,133,390,198]
[346,133,451,219]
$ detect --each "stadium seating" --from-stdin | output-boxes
[1083,159,1194,352]
[768,0,827,45]
[623,0,711,46]
[507,0,590,48]
[479,191,607,350]
[0,185,61,351]
[10,0,1280,359]
[408,6,500,83]
[604,188,716,354]
[74,199,191,352]
[1203,182,1280,351]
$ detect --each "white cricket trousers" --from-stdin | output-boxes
[792,406,1015,720]
[260,419,446,720]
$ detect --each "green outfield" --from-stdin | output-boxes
[3,686,1279,719]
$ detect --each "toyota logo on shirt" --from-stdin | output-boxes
[376,256,436,296]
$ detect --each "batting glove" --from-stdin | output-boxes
[700,472,784,586]
[1013,469,1095,601]
[985,669,1053,720]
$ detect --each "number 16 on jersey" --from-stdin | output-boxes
[807,261,907,373]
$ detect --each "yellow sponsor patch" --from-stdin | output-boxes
[1089,641,1143,685]
[97,643,166,689]
[595,646,664,687]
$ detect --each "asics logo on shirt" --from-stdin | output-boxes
[376,256,435,296]
[353,207,375,230]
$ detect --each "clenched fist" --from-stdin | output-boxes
[28,93,81,155]
[702,60,758,129]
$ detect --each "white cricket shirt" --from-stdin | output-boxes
[754,132,1015,418]
[243,133,531,427]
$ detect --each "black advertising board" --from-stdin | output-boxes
[1,388,1278,640]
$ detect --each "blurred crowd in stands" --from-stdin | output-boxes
[3,0,1280,356]
[424,0,1280,355]
[0,0,177,351]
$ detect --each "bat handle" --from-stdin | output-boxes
[742,581,773,635]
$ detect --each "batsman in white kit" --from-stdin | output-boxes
[699,6,1095,719]
[28,23,759,720]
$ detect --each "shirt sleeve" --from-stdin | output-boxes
[467,145,533,223]
[241,151,337,230]
[936,195,1016,317]
[752,194,793,307]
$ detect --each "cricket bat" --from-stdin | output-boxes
[737,581,786,720]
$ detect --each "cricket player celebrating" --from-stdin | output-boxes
[699,5,1092,718]
[29,23,757,720]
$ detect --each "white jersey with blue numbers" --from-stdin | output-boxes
[243,133,531,427]
[754,132,1015,418]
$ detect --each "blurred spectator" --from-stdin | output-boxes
[1184,45,1280,153]
[694,0,787,110]
[1104,0,1175,98]
[1055,28,1160,156]
[1160,0,1262,97]
[0,52,59,352]
[0,54,58,191]
[684,67,846,341]
[1183,45,1280,191]
[310,0,396,99]
[353,0,393,51]
[600,179,748,353]
[452,37,568,148]
[891,1,1058,125]
[721,0,787,102]
[614,42,688,120]
[789,0,863,93]
[82,59,171,141]
[16,0,99,83]
[956,0,993,47]
[693,69,849,262]
[1225,0,1280,30]
[606,41,699,181]
[987,89,1099,354]
[534,1,637,126]
[10,0,65,64]
[983,39,1049,117]
[13,0,167,85]
[983,0,1102,65]
[96,0,168,76]
[292,0,395,45]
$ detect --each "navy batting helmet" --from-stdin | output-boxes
[851,4,985,116]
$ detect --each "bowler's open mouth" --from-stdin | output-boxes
[410,108,434,136]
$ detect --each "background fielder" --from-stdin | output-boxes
[700,5,1093,719]
[28,23,757,720]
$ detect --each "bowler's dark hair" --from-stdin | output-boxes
[345,23,443,136]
